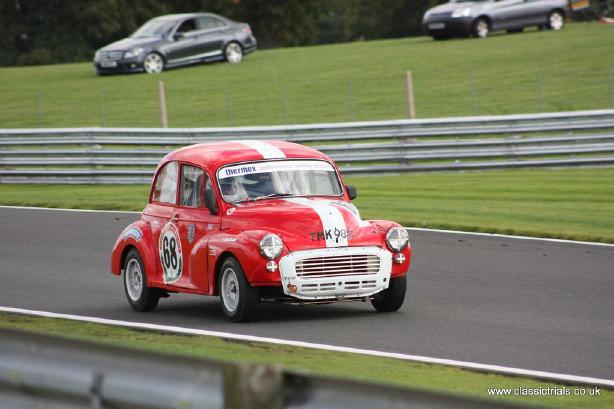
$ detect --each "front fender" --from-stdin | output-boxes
[110,220,159,286]
[369,220,412,278]
[207,229,283,294]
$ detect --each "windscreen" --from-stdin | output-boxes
[131,18,176,38]
[217,160,343,203]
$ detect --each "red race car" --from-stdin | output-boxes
[110,141,411,322]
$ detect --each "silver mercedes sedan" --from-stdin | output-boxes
[423,0,569,39]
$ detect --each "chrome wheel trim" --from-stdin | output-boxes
[549,12,564,30]
[225,43,243,64]
[476,20,489,38]
[221,267,240,313]
[125,259,143,301]
[143,53,163,74]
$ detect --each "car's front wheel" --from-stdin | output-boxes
[371,275,406,312]
[472,17,490,38]
[224,42,243,64]
[546,10,565,30]
[123,249,161,312]
[143,52,164,74]
[219,257,259,322]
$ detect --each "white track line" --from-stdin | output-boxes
[1,306,612,389]
[2,205,613,248]
[406,227,614,248]
[0,205,141,215]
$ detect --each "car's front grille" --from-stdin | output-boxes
[295,254,380,279]
[101,51,124,61]
[429,12,452,18]
[301,279,378,294]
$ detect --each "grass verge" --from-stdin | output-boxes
[1,167,613,242]
[0,312,610,409]
[1,22,613,128]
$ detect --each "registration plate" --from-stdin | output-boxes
[101,61,117,68]
[428,22,446,30]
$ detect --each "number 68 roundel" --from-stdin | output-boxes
[159,222,183,284]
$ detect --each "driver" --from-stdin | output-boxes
[219,177,247,202]
[243,172,274,196]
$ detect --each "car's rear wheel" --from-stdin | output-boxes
[219,257,258,322]
[123,249,160,312]
[143,52,164,74]
[547,10,564,30]
[371,275,406,312]
[224,42,243,64]
[472,17,489,38]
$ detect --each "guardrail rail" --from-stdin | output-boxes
[0,327,536,409]
[2,109,614,183]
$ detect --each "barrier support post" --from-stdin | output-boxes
[158,81,168,128]
[406,71,416,119]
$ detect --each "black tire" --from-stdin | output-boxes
[546,10,565,30]
[371,275,406,312]
[472,17,490,38]
[122,249,160,312]
[218,257,259,322]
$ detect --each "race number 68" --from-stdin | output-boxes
[159,224,183,283]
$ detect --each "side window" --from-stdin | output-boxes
[151,162,178,204]
[180,165,206,207]
[198,16,225,30]
[177,18,197,33]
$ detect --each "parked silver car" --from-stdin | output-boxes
[94,13,257,75]
[423,0,569,39]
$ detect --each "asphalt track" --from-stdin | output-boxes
[0,207,612,380]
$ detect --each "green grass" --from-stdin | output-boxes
[1,167,613,242]
[0,313,611,409]
[1,22,614,128]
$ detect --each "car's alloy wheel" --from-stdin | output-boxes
[224,42,243,64]
[547,11,564,30]
[122,249,160,311]
[143,52,164,74]
[221,267,240,313]
[473,18,489,38]
[219,257,258,322]
[125,258,143,301]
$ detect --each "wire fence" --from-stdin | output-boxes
[6,66,614,129]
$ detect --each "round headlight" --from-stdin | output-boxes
[386,227,409,252]
[260,233,283,260]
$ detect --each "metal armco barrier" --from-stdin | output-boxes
[0,327,528,409]
[2,109,614,183]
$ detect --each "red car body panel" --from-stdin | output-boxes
[110,140,411,301]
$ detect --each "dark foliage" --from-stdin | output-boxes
[0,0,446,66]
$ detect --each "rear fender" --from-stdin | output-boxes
[110,220,158,286]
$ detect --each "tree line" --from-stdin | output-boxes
[0,0,444,66]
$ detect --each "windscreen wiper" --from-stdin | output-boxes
[250,192,294,202]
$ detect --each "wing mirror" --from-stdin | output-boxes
[205,189,218,215]
[173,32,185,41]
[346,185,357,201]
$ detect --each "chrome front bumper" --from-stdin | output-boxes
[278,246,392,300]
